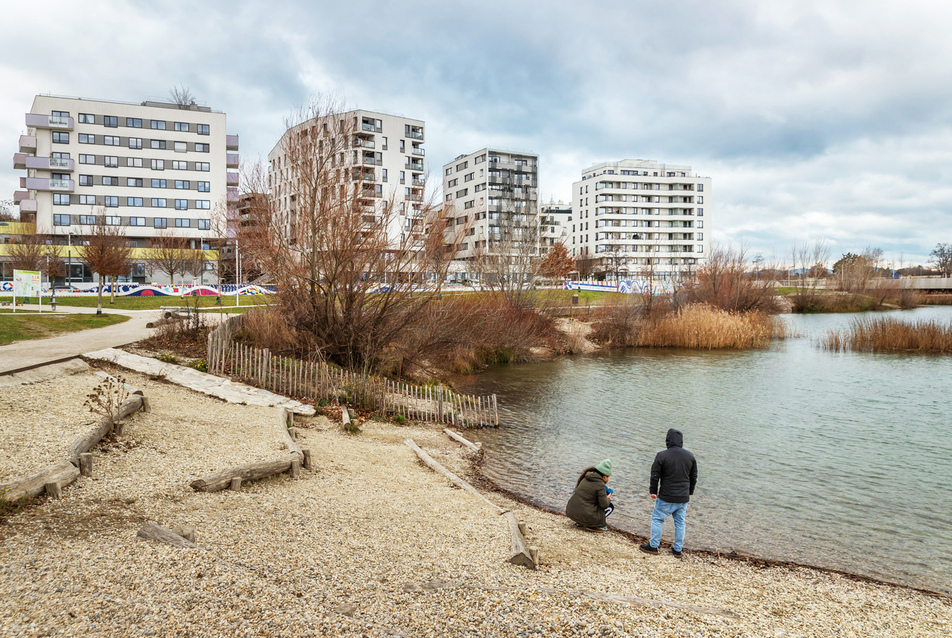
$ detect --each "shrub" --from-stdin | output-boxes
[636,304,783,349]
[393,414,406,425]
[192,359,208,372]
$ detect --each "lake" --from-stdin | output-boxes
[456,306,952,594]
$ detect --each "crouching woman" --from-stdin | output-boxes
[565,459,614,531]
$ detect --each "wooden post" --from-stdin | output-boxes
[302,449,312,470]
[79,453,93,477]
[529,546,540,565]
[290,457,301,478]
[438,385,444,423]
[518,521,527,536]
[45,482,62,499]
[229,477,242,491]
[493,394,499,426]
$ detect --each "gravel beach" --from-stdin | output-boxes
[0,367,949,637]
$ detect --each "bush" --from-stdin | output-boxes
[393,414,406,425]
[192,359,208,372]
[637,304,783,349]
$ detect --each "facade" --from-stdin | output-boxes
[268,109,426,248]
[10,94,238,284]
[442,148,539,279]
[571,159,711,280]
[539,200,572,250]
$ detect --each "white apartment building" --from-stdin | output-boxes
[540,200,572,249]
[12,94,238,283]
[268,109,426,247]
[442,148,539,278]
[571,159,711,279]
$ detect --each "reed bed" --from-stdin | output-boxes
[636,304,784,349]
[822,317,952,353]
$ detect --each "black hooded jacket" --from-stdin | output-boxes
[649,429,697,503]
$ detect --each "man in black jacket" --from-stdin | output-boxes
[639,428,697,557]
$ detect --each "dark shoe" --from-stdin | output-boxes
[639,543,659,554]
[671,548,683,557]
[584,525,608,532]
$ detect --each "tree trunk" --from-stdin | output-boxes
[0,461,80,504]
[97,278,103,315]
[189,454,302,492]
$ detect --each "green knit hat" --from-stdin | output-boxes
[595,459,612,476]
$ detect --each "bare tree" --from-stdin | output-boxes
[145,230,191,285]
[789,239,831,311]
[471,188,541,306]
[688,243,778,313]
[243,96,463,370]
[77,214,133,315]
[930,243,952,278]
[0,199,16,221]
[833,247,884,294]
[169,85,196,109]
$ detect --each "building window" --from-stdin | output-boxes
[103,116,118,128]
[53,213,70,225]
[197,181,210,192]
[151,140,167,150]
[175,180,190,189]
[154,217,167,229]
[152,179,167,188]
[128,137,142,149]
[127,178,143,187]
[152,159,165,170]
[151,120,166,130]
[448,178,458,188]
[129,217,145,226]
[78,113,94,124]
[79,154,95,164]
[127,197,143,207]
[104,197,119,208]
[196,200,210,210]
[79,133,99,145]
[464,172,474,182]
[175,199,188,210]
[464,201,474,209]
[79,215,96,224]
[445,167,452,176]
[697,208,703,216]
[198,219,211,230]
[104,156,118,168]
[53,193,70,206]
[105,216,121,226]
[174,122,189,132]
[697,184,704,192]
[78,174,93,186]
[175,218,190,228]
[127,157,143,168]
[697,196,704,204]
[195,143,209,153]
[102,176,118,186]
[126,117,142,128]
[78,196,95,206]
[174,141,187,153]
[172,160,187,170]
[197,124,209,135]
[196,162,210,172]
[151,198,167,208]
[697,220,703,228]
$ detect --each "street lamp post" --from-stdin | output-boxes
[235,237,240,307]
[67,232,72,291]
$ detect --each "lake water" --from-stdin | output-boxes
[456,306,952,594]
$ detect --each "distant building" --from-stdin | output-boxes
[539,200,572,250]
[268,109,426,249]
[9,94,238,284]
[442,148,539,280]
[571,159,711,280]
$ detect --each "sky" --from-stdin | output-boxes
[3,0,952,266]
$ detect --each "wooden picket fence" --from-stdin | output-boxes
[206,314,498,427]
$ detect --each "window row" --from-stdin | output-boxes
[73,113,210,134]
[75,154,211,171]
[53,194,211,209]
[76,175,210,191]
[52,213,211,230]
[65,133,211,152]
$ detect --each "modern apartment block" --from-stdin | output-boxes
[539,200,572,249]
[11,94,238,283]
[442,148,539,277]
[571,159,711,279]
[268,109,426,247]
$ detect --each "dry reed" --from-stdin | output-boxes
[636,304,784,350]
[822,317,952,353]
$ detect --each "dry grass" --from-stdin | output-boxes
[637,304,784,349]
[822,317,952,353]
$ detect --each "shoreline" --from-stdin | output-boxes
[467,449,951,601]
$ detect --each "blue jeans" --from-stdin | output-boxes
[649,498,687,552]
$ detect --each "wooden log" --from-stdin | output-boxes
[291,458,301,479]
[287,427,298,441]
[404,439,503,514]
[79,453,93,477]
[442,428,482,454]
[67,396,143,465]
[302,448,312,471]
[518,521,527,536]
[278,408,303,457]
[505,511,536,570]
[136,522,195,548]
[171,525,196,543]
[529,546,540,565]
[189,455,300,492]
[0,461,80,503]
[141,396,152,413]
[229,477,242,491]
[342,406,352,427]
[45,482,62,499]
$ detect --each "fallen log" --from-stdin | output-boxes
[404,439,503,514]
[189,454,301,492]
[443,428,482,454]
[0,461,80,504]
[279,408,303,457]
[67,396,144,465]
[504,511,536,570]
[136,522,195,548]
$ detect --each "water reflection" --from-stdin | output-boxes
[458,307,952,594]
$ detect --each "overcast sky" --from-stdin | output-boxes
[3,0,952,266]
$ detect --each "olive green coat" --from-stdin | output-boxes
[565,471,611,528]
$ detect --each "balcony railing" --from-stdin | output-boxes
[361,122,381,133]
[411,147,425,156]
[24,177,74,191]
[227,172,240,186]
[363,156,382,166]
[354,138,375,149]
[25,113,74,130]
[226,134,239,151]
[226,153,239,168]
[411,178,425,187]
[409,130,424,140]
[19,135,37,154]
[227,187,239,202]
[407,161,424,171]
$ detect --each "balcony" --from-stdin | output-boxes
[14,190,30,203]
[23,177,74,191]
[407,160,424,171]
[226,172,240,186]
[411,147,425,156]
[25,113,74,130]
[17,198,37,213]
[19,135,37,154]
[361,121,382,133]
[227,187,239,202]
[408,128,424,140]
[14,153,75,171]
[226,134,239,151]
[226,153,239,168]
[411,177,425,187]
[362,156,381,166]
[353,138,375,149]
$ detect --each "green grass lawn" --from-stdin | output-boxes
[0,295,273,311]
[0,312,129,345]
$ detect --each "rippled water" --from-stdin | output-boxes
[456,307,952,594]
